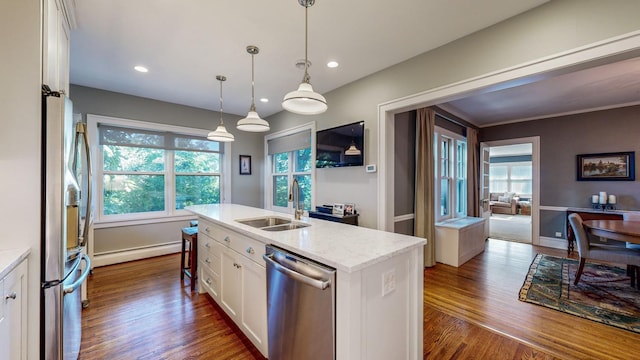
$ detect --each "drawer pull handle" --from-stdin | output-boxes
[205,227,210,233]
[205,258,211,264]
[5,292,17,300]
[205,278,212,285]
[224,236,230,243]
[246,247,255,255]
[233,263,242,269]
[205,242,211,248]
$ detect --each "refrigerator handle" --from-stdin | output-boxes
[75,123,92,247]
[63,254,91,295]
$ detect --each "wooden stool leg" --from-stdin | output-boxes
[190,237,197,291]
[630,265,637,288]
[180,236,186,280]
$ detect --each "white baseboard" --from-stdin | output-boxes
[538,236,567,250]
[92,242,181,267]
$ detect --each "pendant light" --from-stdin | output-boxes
[282,0,327,115]
[207,75,235,142]
[237,45,270,132]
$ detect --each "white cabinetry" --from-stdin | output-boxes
[435,217,486,267]
[0,258,28,360]
[198,219,268,357]
[43,0,73,94]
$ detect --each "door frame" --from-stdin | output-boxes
[377,31,640,232]
[481,137,540,245]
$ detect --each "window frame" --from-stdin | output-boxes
[489,161,532,197]
[87,114,231,226]
[434,126,467,222]
[264,122,316,215]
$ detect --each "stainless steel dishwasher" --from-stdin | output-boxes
[263,245,336,360]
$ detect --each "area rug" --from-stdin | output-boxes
[519,254,640,333]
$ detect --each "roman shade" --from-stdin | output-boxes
[98,124,222,153]
[267,129,311,155]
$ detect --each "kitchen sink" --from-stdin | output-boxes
[260,223,311,232]
[235,216,310,232]
[236,216,292,228]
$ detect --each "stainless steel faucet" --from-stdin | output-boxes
[288,178,304,220]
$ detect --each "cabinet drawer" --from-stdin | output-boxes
[199,243,221,274]
[199,218,266,265]
[199,264,220,300]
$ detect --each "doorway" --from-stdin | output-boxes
[485,143,533,243]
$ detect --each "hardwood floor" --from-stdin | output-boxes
[80,240,640,359]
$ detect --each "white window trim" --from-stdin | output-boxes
[434,126,466,222]
[264,122,316,215]
[87,114,231,227]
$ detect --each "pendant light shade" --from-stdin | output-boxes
[282,0,327,115]
[208,75,235,142]
[237,45,270,132]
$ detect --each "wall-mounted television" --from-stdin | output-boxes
[316,121,364,168]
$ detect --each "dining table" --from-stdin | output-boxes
[583,220,640,245]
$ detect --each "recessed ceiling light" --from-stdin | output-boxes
[134,65,149,73]
[260,98,269,103]
[327,61,339,68]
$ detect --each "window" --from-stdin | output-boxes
[90,116,227,222]
[265,123,315,214]
[434,127,467,221]
[489,162,532,196]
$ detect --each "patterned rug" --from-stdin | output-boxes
[519,254,640,333]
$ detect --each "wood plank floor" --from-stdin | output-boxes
[80,239,640,359]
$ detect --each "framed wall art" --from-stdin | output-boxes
[576,151,635,181]
[240,155,251,175]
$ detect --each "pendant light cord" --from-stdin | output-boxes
[219,78,224,125]
[250,52,256,111]
[303,5,310,84]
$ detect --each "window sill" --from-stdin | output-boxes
[94,214,197,229]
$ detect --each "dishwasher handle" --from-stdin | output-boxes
[263,253,331,290]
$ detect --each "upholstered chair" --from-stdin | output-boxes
[568,213,640,286]
[622,213,640,282]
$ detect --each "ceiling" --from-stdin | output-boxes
[70,1,640,128]
[69,0,548,120]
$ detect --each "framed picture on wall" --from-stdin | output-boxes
[576,151,635,181]
[240,155,251,175]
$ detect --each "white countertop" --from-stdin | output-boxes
[0,247,30,279]
[186,204,426,272]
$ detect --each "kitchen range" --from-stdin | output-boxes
[187,204,426,360]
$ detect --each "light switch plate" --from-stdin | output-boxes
[382,269,396,296]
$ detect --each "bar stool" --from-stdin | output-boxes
[181,226,198,291]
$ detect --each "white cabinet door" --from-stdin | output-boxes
[220,247,241,321]
[1,259,28,360]
[239,256,268,355]
[43,0,70,93]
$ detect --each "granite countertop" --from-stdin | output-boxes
[186,204,426,272]
[0,247,30,279]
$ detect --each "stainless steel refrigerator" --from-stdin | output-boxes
[41,86,92,360]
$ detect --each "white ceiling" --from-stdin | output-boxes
[69,0,549,120]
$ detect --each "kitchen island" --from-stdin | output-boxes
[186,204,426,360]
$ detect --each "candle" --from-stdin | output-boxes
[591,195,599,203]
[608,194,617,204]
[599,191,608,204]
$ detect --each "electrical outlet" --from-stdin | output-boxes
[555,232,562,238]
[382,269,396,296]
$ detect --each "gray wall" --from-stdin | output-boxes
[70,85,264,253]
[394,111,416,236]
[481,104,640,238]
[70,84,264,207]
[265,0,640,229]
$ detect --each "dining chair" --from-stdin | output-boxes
[568,213,640,286]
[622,213,640,284]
